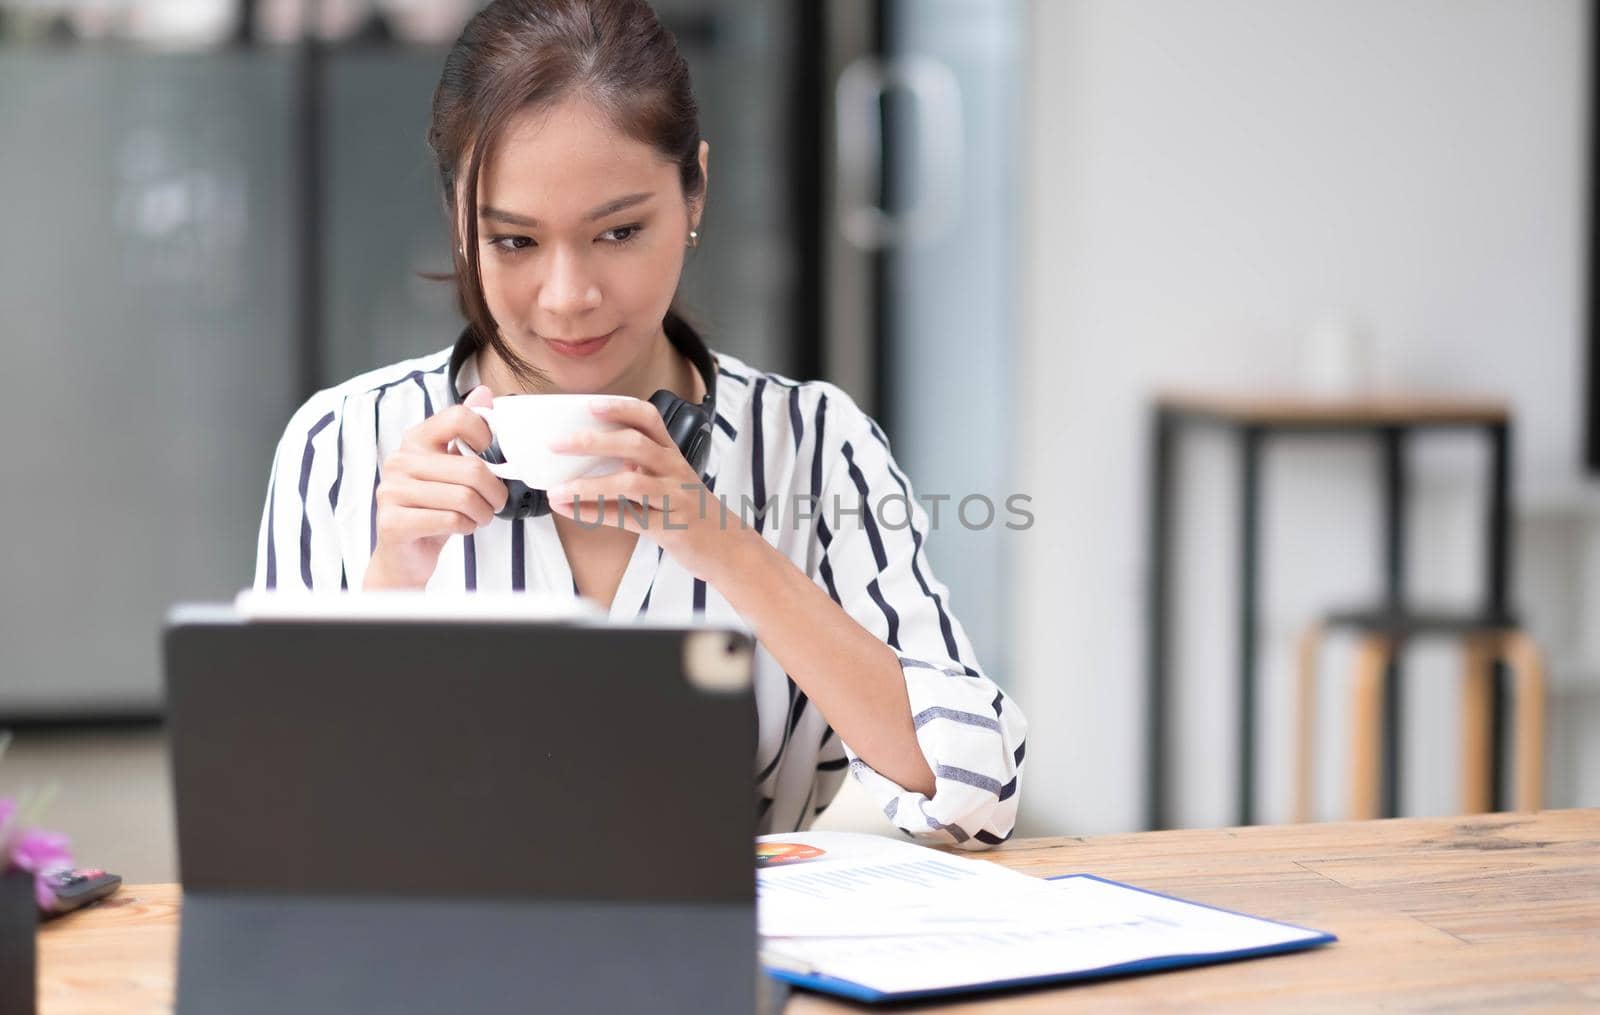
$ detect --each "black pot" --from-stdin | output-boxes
[0,868,36,1014]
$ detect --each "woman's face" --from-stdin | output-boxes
[466,96,706,392]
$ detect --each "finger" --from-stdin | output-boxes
[392,450,509,514]
[547,494,647,534]
[548,471,670,508]
[378,476,498,528]
[377,504,482,544]
[549,427,679,473]
[401,403,495,455]
[587,395,675,446]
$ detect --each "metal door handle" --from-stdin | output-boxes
[835,53,964,250]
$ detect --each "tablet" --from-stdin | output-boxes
[163,603,757,1015]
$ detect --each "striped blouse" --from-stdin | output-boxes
[253,343,1027,847]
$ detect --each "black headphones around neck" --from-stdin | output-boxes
[446,322,718,520]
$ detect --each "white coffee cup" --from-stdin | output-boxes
[457,394,636,489]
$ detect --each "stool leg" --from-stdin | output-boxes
[1294,623,1322,823]
[1349,635,1393,820]
[1503,630,1547,812]
[1459,635,1496,815]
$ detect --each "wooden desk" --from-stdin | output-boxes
[39,810,1600,1012]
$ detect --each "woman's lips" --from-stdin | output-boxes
[543,329,615,359]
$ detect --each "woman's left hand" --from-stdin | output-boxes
[546,396,751,579]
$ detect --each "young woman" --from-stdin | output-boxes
[254,0,1026,846]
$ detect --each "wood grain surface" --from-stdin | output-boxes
[39,811,1600,1013]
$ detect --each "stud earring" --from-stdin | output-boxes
[686,229,699,248]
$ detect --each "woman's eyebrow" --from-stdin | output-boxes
[480,192,655,228]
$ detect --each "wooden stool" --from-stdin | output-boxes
[1294,616,1546,822]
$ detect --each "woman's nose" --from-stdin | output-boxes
[538,246,602,316]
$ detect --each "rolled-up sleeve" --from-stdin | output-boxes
[808,403,1027,849]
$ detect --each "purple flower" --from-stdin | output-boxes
[2,796,73,911]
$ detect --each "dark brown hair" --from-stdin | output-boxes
[428,0,705,390]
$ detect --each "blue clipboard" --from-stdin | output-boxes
[762,873,1337,1005]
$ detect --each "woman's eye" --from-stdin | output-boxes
[601,224,643,244]
[490,236,535,252]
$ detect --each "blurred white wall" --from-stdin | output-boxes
[1014,0,1593,834]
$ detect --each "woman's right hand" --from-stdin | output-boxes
[363,384,509,590]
